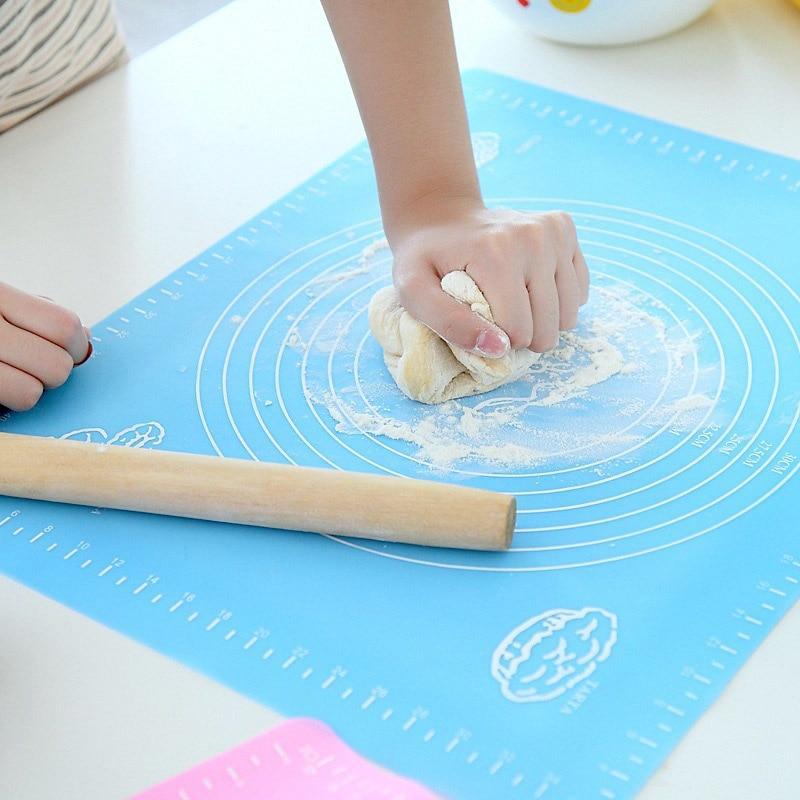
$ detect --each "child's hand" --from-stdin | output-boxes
[388,196,590,357]
[0,282,91,412]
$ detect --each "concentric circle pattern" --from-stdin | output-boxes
[197,201,800,572]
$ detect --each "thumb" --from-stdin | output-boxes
[395,266,510,358]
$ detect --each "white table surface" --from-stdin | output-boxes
[1,1,798,797]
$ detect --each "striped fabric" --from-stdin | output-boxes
[0,0,126,133]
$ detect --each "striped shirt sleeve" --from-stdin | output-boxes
[0,0,127,133]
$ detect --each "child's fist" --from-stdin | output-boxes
[0,282,91,412]
[388,196,589,357]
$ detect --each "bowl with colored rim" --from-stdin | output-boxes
[488,0,718,46]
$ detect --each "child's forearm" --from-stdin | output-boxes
[321,0,480,241]
[323,2,588,357]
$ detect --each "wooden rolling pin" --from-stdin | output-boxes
[0,433,514,551]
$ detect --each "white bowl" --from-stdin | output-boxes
[488,0,718,46]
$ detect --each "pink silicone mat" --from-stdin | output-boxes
[133,718,441,800]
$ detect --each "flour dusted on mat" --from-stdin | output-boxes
[312,281,713,469]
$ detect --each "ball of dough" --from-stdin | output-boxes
[368,272,539,404]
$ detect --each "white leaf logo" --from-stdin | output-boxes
[60,421,165,449]
[107,422,165,448]
[491,607,618,703]
[59,427,108,443]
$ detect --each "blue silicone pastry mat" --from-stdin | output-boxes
[2,70,799,800]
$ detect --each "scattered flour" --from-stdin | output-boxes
[303,250,718,470]
[287,329,307,352]
[475,323,626,411]
[644,391,717,431]
[311,238,389,285]
[327,401,547,466]
[669,393,716,413]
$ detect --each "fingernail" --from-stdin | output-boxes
[75,340,93,367]
[475,327,510,358]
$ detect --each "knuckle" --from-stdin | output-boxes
[49,307,83,346]
[547,210,576,243]
[12,380,44,412]
[521,219,544,244]
[566,222,579,248]
[47,349,74,388]
[479,227,511,256]
[548,209,571,226]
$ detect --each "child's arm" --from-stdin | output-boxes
[322,1,588,356]
[0,282,91,412]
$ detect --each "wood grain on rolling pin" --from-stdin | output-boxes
[0,433,515,551]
